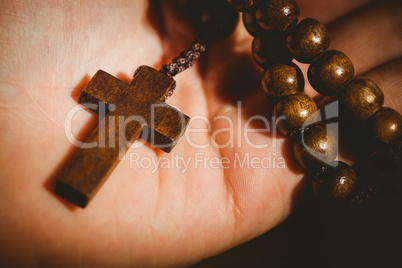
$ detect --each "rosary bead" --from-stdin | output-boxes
[256,0,300,33]
[314,161,358,201]
[262,63,304,101]
[286,18,330,63]
[227,0,255,11]
[274,93,318,136]
[368,107,402,146]
[293,124,338,169]
[243,11,260,36]
[339,78,384,121]
[252,33,293,68]
[308,50,355,96]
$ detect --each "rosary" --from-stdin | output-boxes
[55,0,401,208]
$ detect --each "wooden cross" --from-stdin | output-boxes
[55,66,190,208]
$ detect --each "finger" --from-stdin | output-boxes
[329,0,402,76]
[319,58,402,164]
[206,0,383,112]
[304,0,402,98]
[235,0,375,40]
[318,58,402,110]
[364,58,402,113]
[298,0,375,24]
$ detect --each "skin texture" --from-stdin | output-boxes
[0,0,401,267]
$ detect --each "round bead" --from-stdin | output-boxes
[252,33,293,68]
[262,63,304,101]
[339,78,384,121]
[274,93,318,136]
[256,0,300,33]
[368,107,402,146]
[314,161,358,201]
[227,0,255,12]
[293,124,338,169]
[286,18,330,63]
[308,50,355,96]
[243,11,260,36]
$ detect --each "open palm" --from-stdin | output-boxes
[0,0,401,266]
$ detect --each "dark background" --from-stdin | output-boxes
[194,191,402,268]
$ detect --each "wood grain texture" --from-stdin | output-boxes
[274,93,317,136]
[55,66,190,208]
[286,18,330,64]
[308,50,355,96]
[293,124,338,169]
[262,62,304,101]
[339,78,384,121]
[255,0,300,33]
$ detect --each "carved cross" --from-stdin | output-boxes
[55,66,190,208]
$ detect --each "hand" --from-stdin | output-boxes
[0,0,401,266]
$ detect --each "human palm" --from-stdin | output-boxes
[0,0,401,266]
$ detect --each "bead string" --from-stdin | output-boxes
[158,0,238,99]
[160,40,207,99]
[228,0,401,204]
[160,40,207,79]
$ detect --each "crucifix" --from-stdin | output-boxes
[55,66,190,208]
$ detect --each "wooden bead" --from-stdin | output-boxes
[368,107,402,146]
[252,33,293,68]
[293,124,338,169]
[339,78,384,121]
[313,161,358,201]
[274,93,318,136]
[256,0,300,33]
[308,50,355,96]
[286,18,330,63]
[262,63,304,101]
[227,0,255,12]
[313,161,357,201]
[243,11,260,36]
